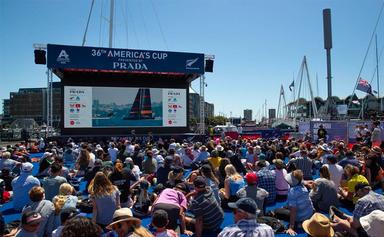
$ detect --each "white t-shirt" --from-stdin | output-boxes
[125,144,135,154]
[108,148,119,162]
[88,152,95,168]
[324,163,343,188]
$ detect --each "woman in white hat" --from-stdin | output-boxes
[106,208,153,237]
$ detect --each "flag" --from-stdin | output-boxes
[356,78,373,95]
[289,81,294,91]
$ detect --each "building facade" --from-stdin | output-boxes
[189,93,215,122]
[4,82,61,126]
[243,109,253,121]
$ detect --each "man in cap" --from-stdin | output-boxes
[12,162,40,211]
[15,211,42,237]
[186,176,224,237]
[236,172,269,216]
[332,183,384,236]
[218,198,274,237]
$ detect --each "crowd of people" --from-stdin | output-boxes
[0,121,383,237]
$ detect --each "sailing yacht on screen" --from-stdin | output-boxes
[124,88,154,120]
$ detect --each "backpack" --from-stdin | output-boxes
[76,198,93,213]
[257,216,286,233]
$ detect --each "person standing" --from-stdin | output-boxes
[317,124,328,142]
[371,121,382,147]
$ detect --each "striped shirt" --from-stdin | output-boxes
[288,156,313,180]
[189,189,224,231]
[218,219,275,237]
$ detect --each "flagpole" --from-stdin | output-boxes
[293,73,295,120]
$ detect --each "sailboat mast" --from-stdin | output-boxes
[375,34,380,98]
[109,0,114,48]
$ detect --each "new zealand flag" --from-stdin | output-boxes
[356,78,373,95]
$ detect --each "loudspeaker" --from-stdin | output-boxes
[205,59,214,72]
[34,50,46,65]
[323,9,332,49]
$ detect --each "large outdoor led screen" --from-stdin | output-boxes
[64,86,187,128]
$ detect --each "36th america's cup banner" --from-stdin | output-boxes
[47,44,205,74]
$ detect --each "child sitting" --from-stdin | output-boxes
[151,210,177,237]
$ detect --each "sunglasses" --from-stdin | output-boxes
[114,223,122,229]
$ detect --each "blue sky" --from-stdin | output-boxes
[1,0,383,120]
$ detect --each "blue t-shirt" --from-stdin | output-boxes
[229,178,245,196]
[12,173,40,211]
[91,189,120,225]
[287,185,314,222]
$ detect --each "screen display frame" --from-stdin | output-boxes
[60,74,191,136]
[63,86,187,129]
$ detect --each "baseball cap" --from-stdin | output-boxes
[22,211,42,225]
[244,172,258,184]
[21,162,34,173]
[60,207,80,223]
[354,183,370,192]
[193,176,207,189]
[228,198,258,215]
